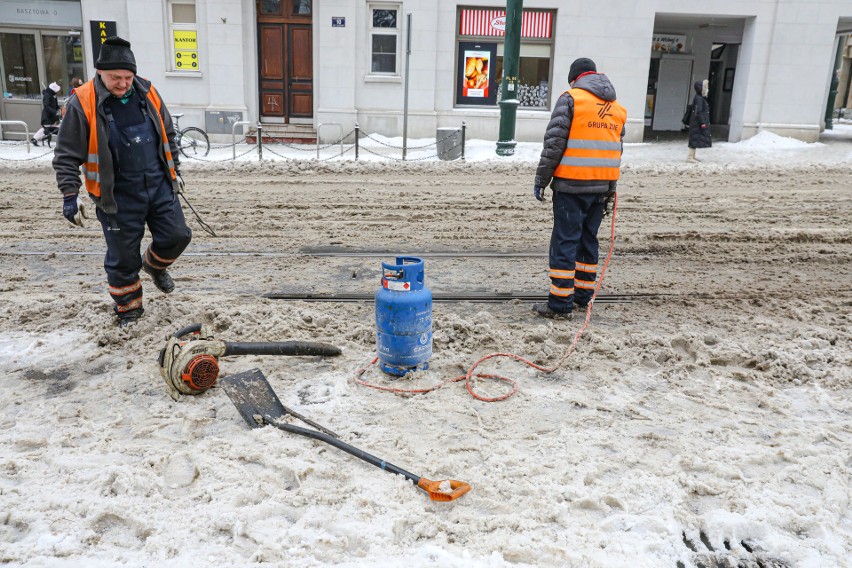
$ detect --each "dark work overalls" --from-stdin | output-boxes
[95,91,191,315]
[548,192,606,313]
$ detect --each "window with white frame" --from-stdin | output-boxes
[168,0,199,72]
[368,3,400,75]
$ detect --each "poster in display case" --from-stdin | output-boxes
[456,41,497,106]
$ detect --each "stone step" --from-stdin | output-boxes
[247,123,317,144]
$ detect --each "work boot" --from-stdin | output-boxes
[142,262,175,293]
[117,307,144,328]
[532,303,573,320]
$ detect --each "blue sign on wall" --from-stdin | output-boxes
[332,17,345,27]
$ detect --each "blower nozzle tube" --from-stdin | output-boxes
[223,341,342,357]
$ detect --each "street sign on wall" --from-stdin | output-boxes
[90,20,117,64]
[173,30,199,70]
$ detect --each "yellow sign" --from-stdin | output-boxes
[173,30,199,70]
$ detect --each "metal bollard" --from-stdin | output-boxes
[257,122,263,161]
[461,122,466,162]
[355,123,360,161]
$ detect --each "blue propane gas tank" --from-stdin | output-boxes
[375,257,433,376]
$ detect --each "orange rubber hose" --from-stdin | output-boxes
[354,193,619,402]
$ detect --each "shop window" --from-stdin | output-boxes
[495,43,551,108]
[42,35,85,98]
[368,4,400,75]
[455,8,554,109]
[169,0,200,72]
[1,33,38,99]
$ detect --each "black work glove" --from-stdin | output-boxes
[62,193,78,224]
[533,185,546,202]
[603,191,616,218]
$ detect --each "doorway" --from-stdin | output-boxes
[256,0,313,123]
[0,29,85,140]
[651,54,694,131]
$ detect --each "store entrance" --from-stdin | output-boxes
[256,0,313,123]
[0,31,85,140]
[644,15,745,141]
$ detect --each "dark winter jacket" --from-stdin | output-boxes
[52,75,181,214]
[688,81,712,149]
[40,88,60,127]
[534,73,625,194]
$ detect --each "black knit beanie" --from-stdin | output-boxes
[568,58,596,83]
[96,36,137,74]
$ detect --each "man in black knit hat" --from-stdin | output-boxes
[52,36,192,328]
[531,57,627,319]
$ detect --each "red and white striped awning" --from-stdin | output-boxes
[459,9,553,39]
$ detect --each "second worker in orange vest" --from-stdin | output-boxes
[532,57,627,319]
[53,36,192,328]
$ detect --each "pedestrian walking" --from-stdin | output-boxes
[61,77,84,119]
[687,79,711,162]
[31,81,61,146]
[532,57,627,319]
[52,36,191,327]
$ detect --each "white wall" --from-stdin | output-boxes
[80,0,250,137]
[80,0,852,144]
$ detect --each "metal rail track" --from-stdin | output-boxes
[263,291,642,303]
[263,289,852,303]
[4,249,546,258]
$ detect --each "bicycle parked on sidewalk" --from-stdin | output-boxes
[172,113,210,158]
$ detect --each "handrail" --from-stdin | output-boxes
[316,123,343,159]
[0,120,31,153]
[231,120,250,160]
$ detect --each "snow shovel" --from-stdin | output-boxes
[219,368,471,502]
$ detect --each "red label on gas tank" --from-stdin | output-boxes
[383,279,411,291]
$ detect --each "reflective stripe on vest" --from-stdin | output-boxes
[553,88,627,181]
[74,81,176,198]
[145,85,177,182]
[74,81,101,197]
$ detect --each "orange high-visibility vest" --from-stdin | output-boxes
[75,81,177,198]
[553,88,627,181]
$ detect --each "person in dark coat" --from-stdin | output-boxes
[31,81,61,146]
[687,79,711,162]
[531,58,627,319]
[52,36,191,328]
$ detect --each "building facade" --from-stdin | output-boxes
[1,0,850,144]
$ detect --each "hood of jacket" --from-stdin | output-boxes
[572,73,617,101]
[694,80,709,97]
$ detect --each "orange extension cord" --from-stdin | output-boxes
[353,193,619,402]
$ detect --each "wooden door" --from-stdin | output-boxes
[257,0,313,121]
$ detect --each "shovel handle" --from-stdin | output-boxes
[264,417,470,502]
[417,478,471,502]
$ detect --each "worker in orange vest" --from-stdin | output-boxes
[532,58,627,319]
[52,37,191,328]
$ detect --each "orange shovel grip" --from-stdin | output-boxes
[417,478,471,501]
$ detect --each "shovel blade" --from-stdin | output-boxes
[219,368,287,429]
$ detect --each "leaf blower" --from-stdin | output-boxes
[158,323,342,401]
